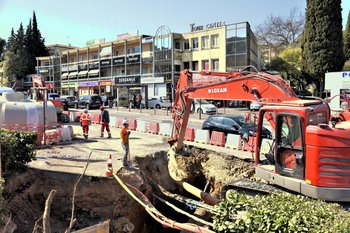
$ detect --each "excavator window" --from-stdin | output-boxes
[275,113,305,179]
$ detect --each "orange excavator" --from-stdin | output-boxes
[169,68,350,202]
[31,75,68,122]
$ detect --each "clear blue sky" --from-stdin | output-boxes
[0,0,349,47]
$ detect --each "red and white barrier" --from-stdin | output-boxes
[184,128,195,141]
[194,129,210,144]
[110,116,117,128]
[91,114,101,124]
[128,119,137,131]
[210,131,226,147]
[148,122,160,134]
[137,120,148,132]
[159,122,172,136]
[225,134,241,150]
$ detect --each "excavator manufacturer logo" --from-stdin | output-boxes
[208,87,228,94]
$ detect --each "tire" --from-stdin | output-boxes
[86,104,90,110]
[75,103,78,109]
[197,108,203,114]
[155,104,161,109]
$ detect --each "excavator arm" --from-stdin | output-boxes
[169,69,300,150]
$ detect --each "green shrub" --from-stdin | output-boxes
[213,190,350,233]
[0,130,37,173]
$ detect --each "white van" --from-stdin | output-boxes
[0,86,14,96]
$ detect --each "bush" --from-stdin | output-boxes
[0,130,37,173]
[213,190,350,233]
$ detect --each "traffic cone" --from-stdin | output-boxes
[105,154,113,177]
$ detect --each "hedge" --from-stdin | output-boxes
[213,190,350,233]
[0,130,37,173]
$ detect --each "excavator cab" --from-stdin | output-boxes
[275,113,304,180]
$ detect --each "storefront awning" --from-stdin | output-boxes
[61,73,68,79]
[88,69,99,75]
[68,71,78,77]
[100,46,111,57]
[78,70,89,76]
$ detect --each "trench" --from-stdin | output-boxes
[3,146,255,233]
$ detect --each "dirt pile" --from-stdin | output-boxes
[3,168,148,233]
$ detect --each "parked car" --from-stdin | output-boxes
[249,101,263,111]
[193,99,217,114]
[74,95,102,109]
[47,93,68,111]
[148,96,171,109]
[202,114,272,138]
[61,95,76,108]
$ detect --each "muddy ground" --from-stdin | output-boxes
[3,146,254,232]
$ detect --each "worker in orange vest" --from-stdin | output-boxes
[80,109,91,140]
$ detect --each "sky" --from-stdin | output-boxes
[0,0,349,47]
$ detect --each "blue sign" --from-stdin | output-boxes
[342,72,350,78]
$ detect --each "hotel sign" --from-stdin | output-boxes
[127,54,140,64]
[115,76,140,85]
[113,57,125,65]
[100,59,111,67]
[190,21,225,32]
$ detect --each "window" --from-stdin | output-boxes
[175,41,181,49]
[212,59,219,71]
[211,34,219,48]
[184,40,190,50]
[202,60,209,71]
[222,118,236,127]
[184,62,190,69]
[201,36,209,49]
[78,56,84,62]
[309,112,328,125]
[192,61,198,71]
[175,65,181,72]
[92,54,98,60]
[192,38,198,50]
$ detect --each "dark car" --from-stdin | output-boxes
[202,115,272,138]
[61,95,76,108]
[74,95,102,110]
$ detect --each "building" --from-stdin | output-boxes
[36,21,262,101]
[325,71,350,110]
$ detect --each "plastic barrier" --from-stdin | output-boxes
[109,116,117,128]
[194,129,210,144]
[260,138,274,157]
[225,134,241,150]
[184,128,195,141]
[210,131,226,147]
[116,117,124,128]
[69,112,81,122]
[128,118,137,131]
[69,112,75,122]
[91,114,101,124]
[44,129,62,144]
[137,120,148,132]
[148,122,160,134]
[59,126,72,142]
[242,136,256,152]
[159,122,172,136]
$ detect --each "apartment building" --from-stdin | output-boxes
[35,21,262,101]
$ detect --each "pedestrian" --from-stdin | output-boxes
[100,105,111,138]
[136,94,142,109]
[80,109,91,140]
[132,94,137,109]
[120,119,130,167]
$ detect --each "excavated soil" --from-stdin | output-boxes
[3,147,254,232]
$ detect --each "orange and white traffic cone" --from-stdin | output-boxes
[105,154,113,177]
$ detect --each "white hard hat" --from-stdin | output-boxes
[83,109,88,113]
[123,119,129,125]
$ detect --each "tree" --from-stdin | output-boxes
[2,23,30,81]
[0,38,5,60]
[301,0,345,93]
[25,11,48,74]
[255,7,305,54]
[344,10,350,60]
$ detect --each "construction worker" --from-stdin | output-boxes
[80,109,91,140]
[120,119,130,167]
[100,105,111,138]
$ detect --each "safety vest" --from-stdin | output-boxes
[80,113,91,126]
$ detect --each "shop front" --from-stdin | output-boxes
[141,76,167,99]
[114,76,144,107]
[61,82,78,96]
[79,81,99,96]
[100,80,113,96]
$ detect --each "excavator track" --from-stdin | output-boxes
[221,178,285,198]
